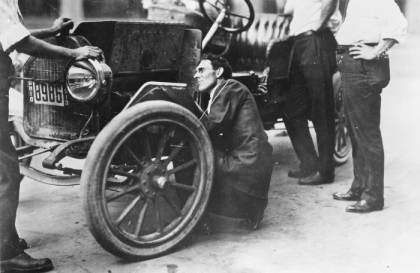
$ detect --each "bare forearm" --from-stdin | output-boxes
[374,39,397,57]
[14,36,75,59]
[319,0,338,29]
[30,27,59,39]
[31,18,74,39]
[349,39,397,60]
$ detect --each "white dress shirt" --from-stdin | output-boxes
[284,0,342,36]
[0,0,30,53]
[335,0,408,45]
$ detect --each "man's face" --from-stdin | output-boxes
[194,59,218,93]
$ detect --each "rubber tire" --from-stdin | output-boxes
[333,122,351,166]
[81,101,214,260]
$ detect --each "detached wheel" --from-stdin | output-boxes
[81,101,214,260]
[334,120,351,165]
[333,72,351,165]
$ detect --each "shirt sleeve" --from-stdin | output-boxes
[0,2,30,53]
[0,22,30,53]
[380,0,408,44]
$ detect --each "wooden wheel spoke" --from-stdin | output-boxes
[109,167,138,179]
[134,200,149,236]
[338,128,346,148]
[143,134,152,161]
[343,133,348,147]
[168,181,196,192]
[123,144,143,166]
[339,135,345,149]
[166,159,196,176]
[115,196,142,226]
[162,141,185,169]
[106,185,141,202]
[162,193,181,216]
[154,196,163,234]
[155,128,174,162]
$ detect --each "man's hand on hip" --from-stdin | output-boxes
[349,43,378,60]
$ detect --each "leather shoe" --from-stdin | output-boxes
[0,252,53,273]
[298,171,334,185]
[288,168,316,178]
[332,191,360,201]
[18,238,29,250]
[346,200,383,213]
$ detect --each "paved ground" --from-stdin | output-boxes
[16,35,420,273]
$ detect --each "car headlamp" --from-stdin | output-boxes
[65,59,112,102]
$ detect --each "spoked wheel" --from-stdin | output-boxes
[334,118,351,165]
[199,0,255,33]
[333,72,351,165]
[82,101,214,260]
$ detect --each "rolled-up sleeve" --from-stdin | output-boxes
[0,22,30,53]
[0,2,30,53]
[380,0,408,44]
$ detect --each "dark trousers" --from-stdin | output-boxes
[208,182,267,220]
[284,31,336,176]
[0,54,23,260]
[337,51,389,206]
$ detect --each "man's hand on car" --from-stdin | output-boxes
[51,17,74,35]
[72,46,103,61]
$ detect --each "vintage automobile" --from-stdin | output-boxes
[9,0,350,260]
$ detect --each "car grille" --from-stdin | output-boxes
[22,36,92,141]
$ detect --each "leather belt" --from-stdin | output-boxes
[295,29,331,39]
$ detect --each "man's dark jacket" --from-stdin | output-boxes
[204,79,273,200]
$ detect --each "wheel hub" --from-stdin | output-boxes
[139,162,168,194]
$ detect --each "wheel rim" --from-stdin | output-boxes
[101,118,205,247]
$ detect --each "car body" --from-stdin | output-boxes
[9,0,350,260]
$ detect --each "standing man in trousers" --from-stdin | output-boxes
[281,0,342,185]
[0,1,103,272]
[332,0,407,213]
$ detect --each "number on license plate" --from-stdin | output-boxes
[28,80,65,106]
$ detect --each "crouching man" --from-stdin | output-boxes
[194,54,273,230]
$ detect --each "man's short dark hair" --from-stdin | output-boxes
[201,53,232,79]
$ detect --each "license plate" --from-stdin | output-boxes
[27,80,66,106]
